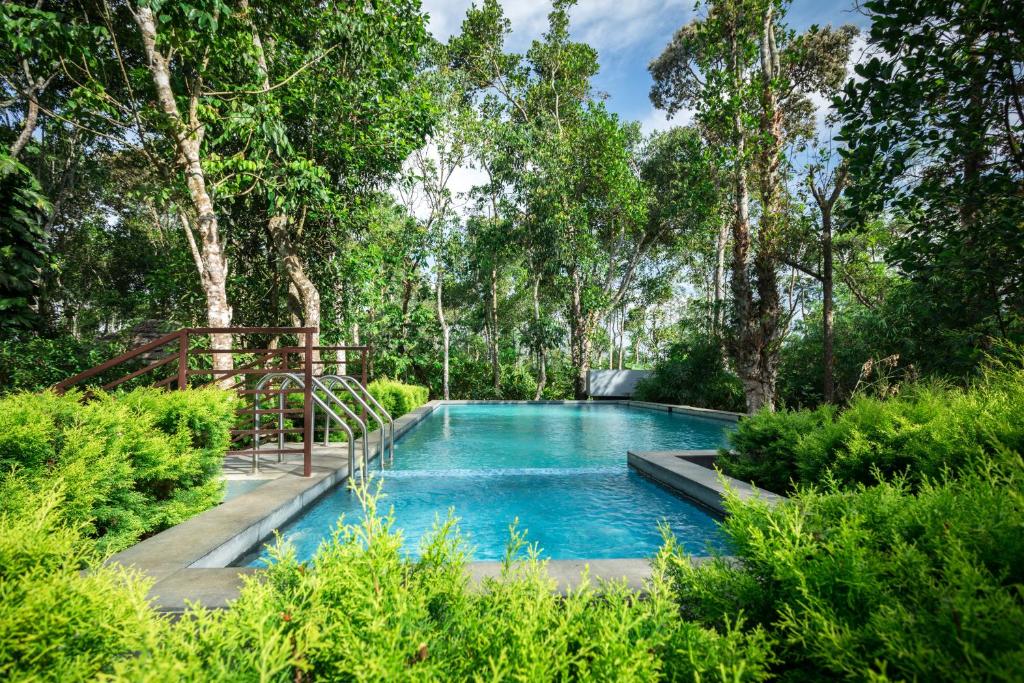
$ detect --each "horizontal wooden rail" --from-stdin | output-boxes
[230,428,304,436]
[101,351,179,390]
[54,331,182,392]
[53,326,370,478]
[238,408,304,416]
[189,347,304,355]
[185,326,316,335]
[235,388,307,396]
[188,368,288,376]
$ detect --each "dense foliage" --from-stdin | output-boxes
[4,429,1023,681]
[0,387,236,554]
[665,453,1024,681]
[2,0,1023,677]
[633,336,744,412]
[367,378,430,417]
[720,351,1024,494]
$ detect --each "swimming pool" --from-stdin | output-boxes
[246,403,733,564]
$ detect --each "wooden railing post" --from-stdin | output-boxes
[302,330,314,477]
[177,331,188,390]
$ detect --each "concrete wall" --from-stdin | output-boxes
[587,369,651,397]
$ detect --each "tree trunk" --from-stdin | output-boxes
[617,311,625,370]
[437,267,450,400]
[822,203,834,403]
[532,276,546,400]
[267,215,320,368]
[714,218,729,333]
[399,276,414,356]
[8,83,39,160]
[607,315,614,370]
[136,6,233,377]
[728,115,762,412]
[809,164,846,403]
[489,265,500,393]
[572,331,593,400]
[569,270,591,399]
[751,4,784,411]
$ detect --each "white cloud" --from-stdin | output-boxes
[639,106,692,135]
[421,0,691,54]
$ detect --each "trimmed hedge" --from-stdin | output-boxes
[367,378,429,417]
[0,387,236,554]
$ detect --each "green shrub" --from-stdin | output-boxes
[0,487,162,682]
[0,387,235,554]
[662,451,1024,681]
[368,378,429,417]
[720,350,1024,492]
[634,337,746,412]
[718,406,835,494]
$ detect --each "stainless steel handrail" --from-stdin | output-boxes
[282,375,369,470]
[252,372,365,477]
[320,375,393,467]
[324,375,395,465]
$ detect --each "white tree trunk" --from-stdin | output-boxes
[437,267,450,400]
[267,215,320,369]
[136,6,233,379]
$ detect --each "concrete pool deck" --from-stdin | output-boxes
[107,399,751,614]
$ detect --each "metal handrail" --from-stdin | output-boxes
[280,374,369,473]
[320,375,392,467]
[323,375,395,465]
[253,373,364,477]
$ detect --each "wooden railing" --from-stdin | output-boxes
[53,327,369,477]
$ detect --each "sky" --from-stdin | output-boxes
[419,0,870,134]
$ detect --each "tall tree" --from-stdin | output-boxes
[839,0,1024,360]
[650,0,855,411]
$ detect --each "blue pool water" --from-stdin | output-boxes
[247,404,733,564]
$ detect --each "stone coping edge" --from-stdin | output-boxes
[433,398,744,423]
[149,557,724,616]
[107,401,443,611]
[627,450,786,515]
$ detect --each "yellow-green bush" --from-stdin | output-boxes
[111,492,773,681]
[0,488,162,682]
[0,387,236,554]
[368,378,429,417]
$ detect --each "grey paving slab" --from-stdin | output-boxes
[628,450,786,514]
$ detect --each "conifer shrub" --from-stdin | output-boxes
[719,349,1024,493]
[662,450,1024,681]
[0,487,161,682]
[0,387,236,554]
[111,491,775,681]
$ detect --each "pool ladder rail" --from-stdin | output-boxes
[250,372,394,476]
[320,375,395,466]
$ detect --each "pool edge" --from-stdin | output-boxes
[627,450,787,514]
[107,399,740,613]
